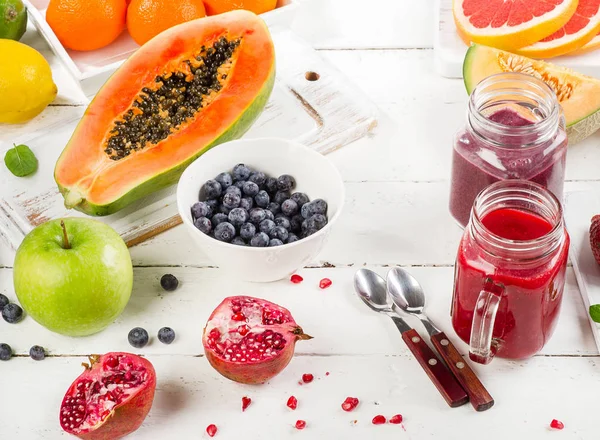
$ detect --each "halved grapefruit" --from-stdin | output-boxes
[454,0,580,50]
[572,29,600,53]
[463,44,600,143]
[516,0,600,58]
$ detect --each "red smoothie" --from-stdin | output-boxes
[451,207,569,360]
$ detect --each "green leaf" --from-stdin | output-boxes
[4,144,38,177]
[590,305,600,323]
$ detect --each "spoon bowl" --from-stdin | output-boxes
[354,268,392,312]
[387,267,426,313]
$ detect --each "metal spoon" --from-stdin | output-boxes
[354,269,468,408]
[387,267,494,412]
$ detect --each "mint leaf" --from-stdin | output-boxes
[4,144,38,177]
[590,305,600,323]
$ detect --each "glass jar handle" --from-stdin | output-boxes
[469,284,503,365]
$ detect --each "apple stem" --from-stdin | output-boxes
[60,220,71,250]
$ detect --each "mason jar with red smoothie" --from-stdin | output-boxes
[449,72,568,228]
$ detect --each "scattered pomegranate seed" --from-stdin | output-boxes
[287,395,298,410]
[295,420,307,430]
[206,424,218,437]
[290,274,304,284]
[372,415,386,425]
[325,372,330,376]
[341,397,359,412]
[389,414,403,424]
[242,396,251,412]
[550,419,564,430]
[319,278,332,289]
[302,373,314,383]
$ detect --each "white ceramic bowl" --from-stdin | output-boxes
[177,138,345,282]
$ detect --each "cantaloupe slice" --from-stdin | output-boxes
[463,44,600,144]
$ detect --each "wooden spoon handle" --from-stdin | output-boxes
[431,332,494,412]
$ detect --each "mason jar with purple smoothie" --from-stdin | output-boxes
[449,72,568,228]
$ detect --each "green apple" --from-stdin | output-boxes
[13,218,133,336]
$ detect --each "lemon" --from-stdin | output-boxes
[0,40,57,124]
[0,0,27,41]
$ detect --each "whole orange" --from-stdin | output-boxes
[127,0,207,46]
[203,0,277,15]
[46,0,127,51]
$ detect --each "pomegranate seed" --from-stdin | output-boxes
[389,414,403,424]
[237,325,249,336]
[319,278,332,289]
[325,372,330,376]
[242,396,251,412]
[302,373,314,383]
[290,274,303,284]
[287,395,298,410]
[206,424,217,437]
[341,397,359,412]
[372,415,386,425]
[295,420,306,430]
[232,313,246,322]
[550,419,564,430]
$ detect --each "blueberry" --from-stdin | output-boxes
[248,171,266,187]
[214,222,236,242]
[222,192,241,209]
[234,180,246,190]
[274,190,291,205]
[158,327,176,345]
[233,164,252,181]
[0,293,8,309]
[231,237,247,246]
[290,214,304,232]
[287,233,299,244]
[267,202,280,216]
[249,208,267,224]
[291,192,310,207]
[0,343,11,361]
[203,180,222,199]
[215,172,233,189]
[191,201,212,219]
[302,228,319,238]
[128,327,149,348]
[274,216,291,230]
[254,190,270,208]
[228,208,248,228]
[301,201,315,219]
[277,174,296,191]
[242,181,260,197]
[260,219,276,234]
[225,185,242,198]
[29,345,45,361]
[161,274,179,291]
[264,209,275,221]
[269,239,284,247]
[2,303,23,324]
[240,223,256,241]
[212,213,229,227]
[281,199,298,216]
[312,199,328,215]
[205,199,219,212]
[265,177,279,194]
[219,205,231,215]
[269,226,289,242]
[240,197,254,211]
[194,217,212,235]
[302,214,328,232]
[250,232,269,247]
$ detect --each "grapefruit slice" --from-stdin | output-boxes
[463,44,600,143]
[572,29,600,53]
[453,0,580,50]
[516,0,600,58]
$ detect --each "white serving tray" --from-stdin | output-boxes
[434,0,600,79]
[564,190,600,353]
[24,0,299,81]
[0,27,379,250]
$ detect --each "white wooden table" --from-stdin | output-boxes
[2,1,600,438]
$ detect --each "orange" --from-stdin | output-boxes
[203,0,277,16]
[453,0,579,51]
[46,0,127,51]
[573,29,600,53]
[127,0,206,46]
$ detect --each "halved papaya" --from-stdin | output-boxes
[463,44,600,144]
[54,10,275,216]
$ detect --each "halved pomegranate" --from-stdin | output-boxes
[203,296,312,384]
[59,352,156,439]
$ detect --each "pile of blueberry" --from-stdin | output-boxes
[191,164,329,247]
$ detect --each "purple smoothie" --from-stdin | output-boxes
[449,108,567,227]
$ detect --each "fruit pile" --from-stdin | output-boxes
[193,164,329,246]
[454,0,600,58]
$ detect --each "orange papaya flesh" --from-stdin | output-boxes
[54,10,275,216]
